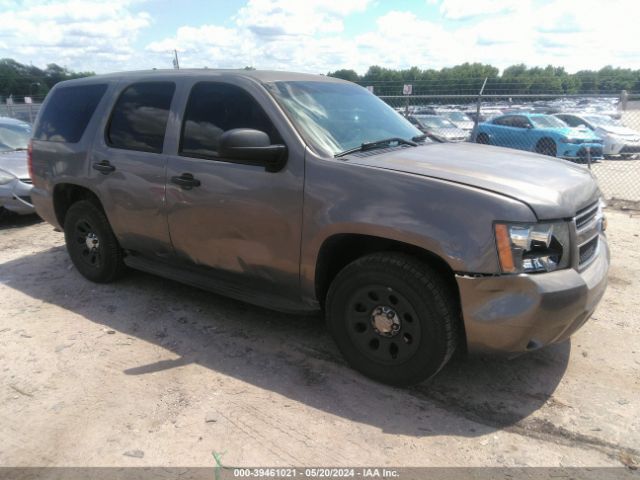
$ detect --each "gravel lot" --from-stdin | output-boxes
[0,210,638,469]
[592,158,640,203]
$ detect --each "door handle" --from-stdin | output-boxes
[170,173,201,190]
[92,160,116,174]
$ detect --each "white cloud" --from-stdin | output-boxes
[1,0,639,75]
[0,0,150,71]
[437,0,522,20]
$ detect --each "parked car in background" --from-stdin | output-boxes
[555,113,640,158]
[465,109,503,124]
[440,111,474,132]
[406,114,469,142]
[475,113,604,162]
[0,117,35,218]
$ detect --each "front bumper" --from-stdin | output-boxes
[560,143,604,160]
[605,139,640,155]
[456,233,609,354]
[0,179,35,215]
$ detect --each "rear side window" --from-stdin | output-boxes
[180,82,280,159]
[34,84,107,143]
[493,116,513,127]
[107,82,175,153]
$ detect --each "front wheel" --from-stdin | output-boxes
[63,200,126,283]
[326,253,458,386]
[536,138,557,157]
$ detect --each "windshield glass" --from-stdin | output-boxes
[444,111,470,122]
[530,115,567,129]
[415,115,456,129]
[266,81,422,156]
[584,115,621,127]
[0,121,31,152]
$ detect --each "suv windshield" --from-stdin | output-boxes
[266,81,422,156]
[531,115,567,129]
[0,121,31,152]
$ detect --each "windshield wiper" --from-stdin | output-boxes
[334,137,417,158]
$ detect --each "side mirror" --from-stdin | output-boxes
[218,128,287,173]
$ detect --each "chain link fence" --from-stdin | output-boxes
[378,91,640,206]
[2,89,639,205]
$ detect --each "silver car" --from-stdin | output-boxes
[0,117,35,217]
[408,114,470,142]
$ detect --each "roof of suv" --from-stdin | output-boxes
[57,69,348,86]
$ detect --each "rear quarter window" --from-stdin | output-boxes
[34,83,108,143]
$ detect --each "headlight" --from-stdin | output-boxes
[494,222,571,273]
[0,169,16,185]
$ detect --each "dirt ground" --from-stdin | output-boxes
[0,209,638,469]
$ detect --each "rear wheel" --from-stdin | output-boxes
[326,253,458,386]
[536,138,557,157]
[63,200,125,283]
[476,133,490,144]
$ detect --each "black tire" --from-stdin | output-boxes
[326,253,458,386]
[63,200,125,283]
[476,133,490,144]
[536,138,557,157]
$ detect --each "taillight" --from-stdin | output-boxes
[27,140,34,181]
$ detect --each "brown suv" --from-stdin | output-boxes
[29,70,609,385]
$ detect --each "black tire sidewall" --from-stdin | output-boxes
[63,201,123,283]
[327,257,453,386]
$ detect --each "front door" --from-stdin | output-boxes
[164,81,304,301]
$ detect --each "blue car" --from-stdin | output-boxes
[474,113,604,161]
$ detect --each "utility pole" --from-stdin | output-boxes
[173,50,180,70]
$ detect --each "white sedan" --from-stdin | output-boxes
[555,113,640,158]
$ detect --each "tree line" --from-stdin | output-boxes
[2,58,638,100]
[328,63,640,96]
[0,58,95,101]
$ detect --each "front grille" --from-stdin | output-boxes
[19,178,32,184]
[620,145,640,154]
[579,236,598,265]
[574,200,600,267]
[577,147,603,158]
[575,201,598,229]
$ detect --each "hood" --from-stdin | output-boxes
[0,150,29,179]
[548,126,599,140]
[349,143,599,219]
[597,125,640,137]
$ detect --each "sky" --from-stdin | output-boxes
[0,0,639,75]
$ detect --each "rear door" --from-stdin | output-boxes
[163,79,305,301]
[89,80,177,257]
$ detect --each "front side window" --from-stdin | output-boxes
[265,81,421,157]
[180,82,281,159]
[107,82,175,153]
[512,116,532,129]
[34,83,107,143]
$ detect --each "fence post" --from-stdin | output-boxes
[473,78,488,141]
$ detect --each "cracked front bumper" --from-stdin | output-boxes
[456,233,609,354]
